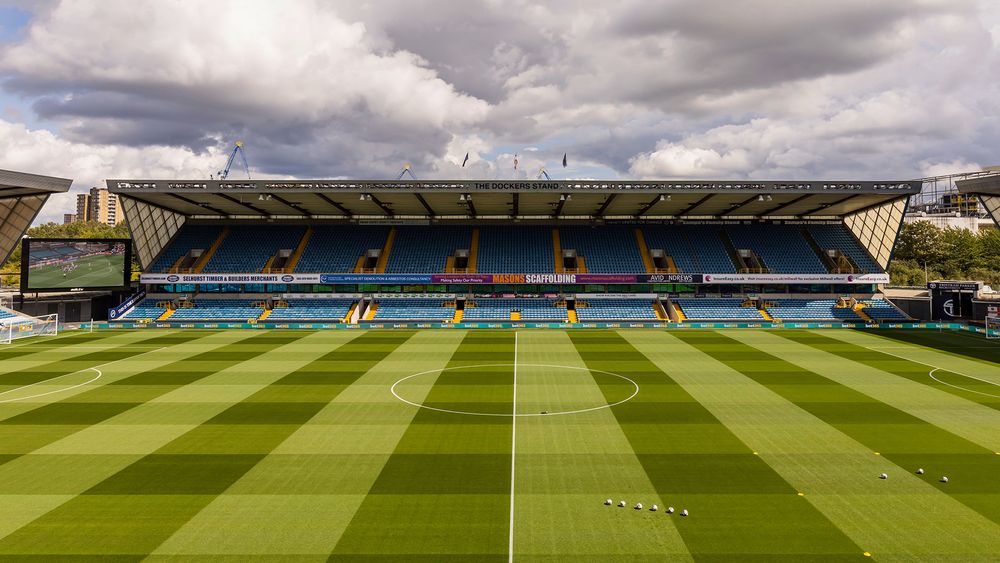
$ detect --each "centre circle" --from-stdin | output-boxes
[390,363,639,417]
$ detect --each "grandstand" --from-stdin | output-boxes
[107,178,921,325]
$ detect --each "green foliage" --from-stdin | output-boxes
[890,221,1000,286]
[1,221,132,287]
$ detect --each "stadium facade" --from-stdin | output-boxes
[0,169,72,265]
[98,177,944,326]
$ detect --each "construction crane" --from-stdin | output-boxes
[217,141,251,180]
[396,163,417,180]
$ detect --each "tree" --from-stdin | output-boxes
[893,220,944,265]
[887,221,1000,286]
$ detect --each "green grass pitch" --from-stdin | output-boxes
[28,254,125,289]
[0,328,997,560]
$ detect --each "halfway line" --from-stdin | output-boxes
[509,331,517,563]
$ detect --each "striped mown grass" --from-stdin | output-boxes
[0,328,996,560]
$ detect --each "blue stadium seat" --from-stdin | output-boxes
[121,299,167,320]
[764,299,860,321]
[807,224,882,273]
[267,299,355,321]
[558,226,645,273]
[202,226,306,273]
[675,299,762,320]
[386,226,471,273]
[169,299,264,321]
[642,225,737,273]
[477,227,553,273]
[374,299,455,320]
[725,224,827,274]
[295,226,388,273]
[575,299,656,320]
[463,298,564,320]
[149,225,223,272]
[861,299,908,320]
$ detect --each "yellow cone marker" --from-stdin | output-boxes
[864,552,872,557]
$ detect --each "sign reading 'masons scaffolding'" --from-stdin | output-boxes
[139,272,889,285]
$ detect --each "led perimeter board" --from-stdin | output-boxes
[21,238,131,292]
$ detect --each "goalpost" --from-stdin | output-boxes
[0,314,59,345]
[987,316,1000,340]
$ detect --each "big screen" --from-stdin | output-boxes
[21,239,131,291]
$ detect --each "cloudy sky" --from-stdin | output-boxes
[0,0,998,222]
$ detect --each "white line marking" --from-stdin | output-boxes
[0,367,102,403]
[864,344,1000,384]
[858,341,1000,398]
[0,346,167,404]
[389,363,640,417]
[509,331,517,563]
[929,368,1000,399]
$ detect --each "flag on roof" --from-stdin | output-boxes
[461,152,469,167]
[562,153,567,167]
[514,154,519,170]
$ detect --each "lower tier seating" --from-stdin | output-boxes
[463,299,564,320]
[169,299,264,321]
[575,299,656,320]
[764,299,860,321]
[374,299,455,320]
[861,299,908,320]
[674,299,762,320]
[122,300,168,320]
[267,299,354,321]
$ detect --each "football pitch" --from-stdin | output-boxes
[0,328,998,560]
[28,254,124,289]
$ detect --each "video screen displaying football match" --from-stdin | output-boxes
[23,239,130,290]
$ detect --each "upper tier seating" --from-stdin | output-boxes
[675,298,762,320]
[387,226,472,273]
[642,225,737,273]
[463,298,563,320]
[121,300,168,320]
[0,309,15,320]
[295,226,388,273]
[725,224,827,274]
[146,222,887,276]
[149,225,224,272]
[169,299,264,321]
[575,299,656,320]
[806,224,882,273]
[201,226,306,273]
[861,299,908,320]
[267,299,355,321]
[558,226,645,273]
[764,299,860,321]
[477,226,553,273]
[374,299,455,320]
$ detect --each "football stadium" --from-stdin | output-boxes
[0,170,998,559]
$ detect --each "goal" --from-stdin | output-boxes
[0,314,59,344]
[988,316,1000,340]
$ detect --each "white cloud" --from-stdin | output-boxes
[0,0,997,208]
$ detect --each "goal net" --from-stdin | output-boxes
[0,314,59,344]
[987,316,1000,340]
